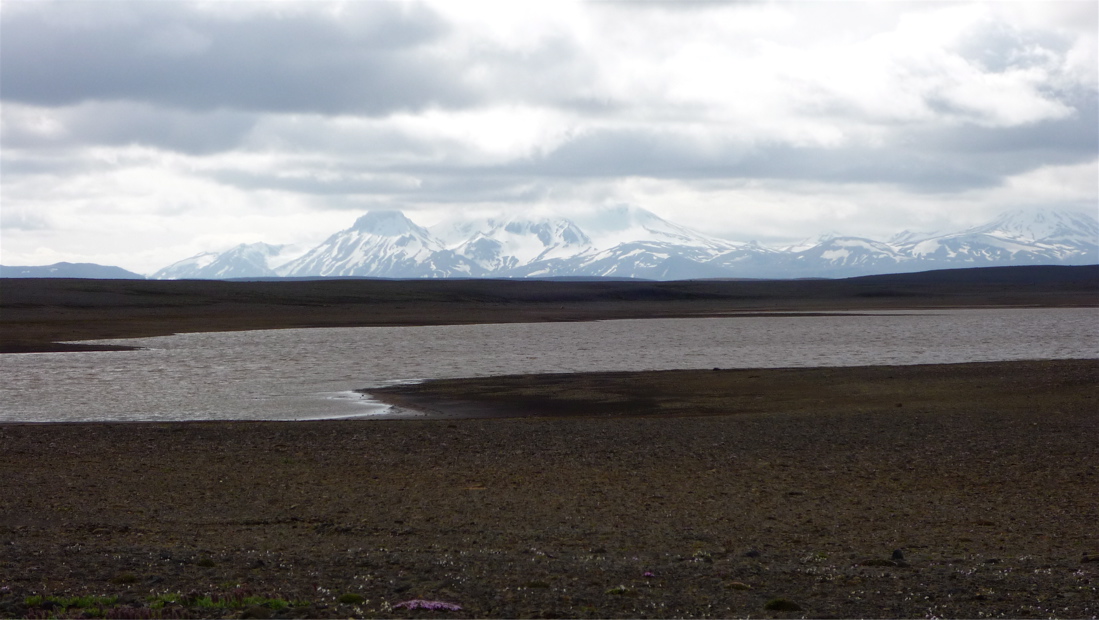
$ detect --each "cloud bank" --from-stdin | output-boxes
[2,1,1095,272]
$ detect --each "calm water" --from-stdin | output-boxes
[1,308,1095,423]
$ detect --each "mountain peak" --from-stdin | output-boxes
[351,210,424,236]
[575,204,738,251]
[965,207,1099,244]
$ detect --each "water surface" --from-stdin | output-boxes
[1,308,1094,422]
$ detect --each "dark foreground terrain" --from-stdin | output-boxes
[2,266,1097,618]
[2,360,1097,618]
[2,265,1097,352]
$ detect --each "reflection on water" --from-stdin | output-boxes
[1,308,1095,423]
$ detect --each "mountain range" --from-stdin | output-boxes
[3,207,1095,281]
[149,206,1096,280]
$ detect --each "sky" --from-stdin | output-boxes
[1,0,1097,274]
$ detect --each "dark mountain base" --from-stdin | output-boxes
[2,360,1096,618]
[2,265,1096,353]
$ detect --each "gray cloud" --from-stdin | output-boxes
[954,16,1072,73]
[0,207,52,231]
[0,2,475,115]
[2,103,257,154]
[439,104,1094,193]
[191,88,1096,202]
[919,92,1098,157]
[207,168,423,197]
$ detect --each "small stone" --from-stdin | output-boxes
[891,549,905,561]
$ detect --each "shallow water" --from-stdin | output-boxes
[1,308,1095,422]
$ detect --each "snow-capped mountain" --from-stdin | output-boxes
[431,215,594,273]
[968,208,1099,249]
[153,243,292,280]
[506,240,724,280]
[152,251,220,280]
[895,209,1099,269]
[573,204,739,252]
[150,206,1098,281]
[788,237,908,277]
[276,211,480,278]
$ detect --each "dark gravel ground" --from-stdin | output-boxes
[2,360,1097,618]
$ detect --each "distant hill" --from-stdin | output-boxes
[0,262,145,279]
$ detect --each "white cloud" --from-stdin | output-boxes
[1,1,1094,272]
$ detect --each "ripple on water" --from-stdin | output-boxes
[1,308,1095,422]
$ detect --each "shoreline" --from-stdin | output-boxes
[4,267,1096,353]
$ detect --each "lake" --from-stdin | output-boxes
[1,308,1095,423]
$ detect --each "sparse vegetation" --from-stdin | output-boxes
[337,593,364,605]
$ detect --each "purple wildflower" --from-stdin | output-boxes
[393,599,463,611]
[643,571,655,578]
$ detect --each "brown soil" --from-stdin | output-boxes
[2,360,1097,618]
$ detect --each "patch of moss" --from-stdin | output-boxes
[338,593,365,605]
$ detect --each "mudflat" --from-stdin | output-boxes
[1,267,1097,617]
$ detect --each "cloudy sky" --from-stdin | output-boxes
[2,0,1096,273]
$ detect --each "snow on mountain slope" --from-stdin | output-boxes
[965,208,1098,246]
[506,240,732,280]
[277,211,481,278]
[573,205,741,252]
[501,205,745,279]
[896,208,1098,266]
[705,242,790,278]
[572,241,733,279]
[153,243,296,279]
[888,229,942,245]
[444,217,594,272]
[198,243,285,279]
[152,251,220,279]
[149,207,1097,281]
[903,234,1075,265]
[790,237,909,276]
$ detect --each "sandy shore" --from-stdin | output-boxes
[2,359,1097,618]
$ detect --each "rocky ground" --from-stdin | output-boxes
[2,359,1097,618]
